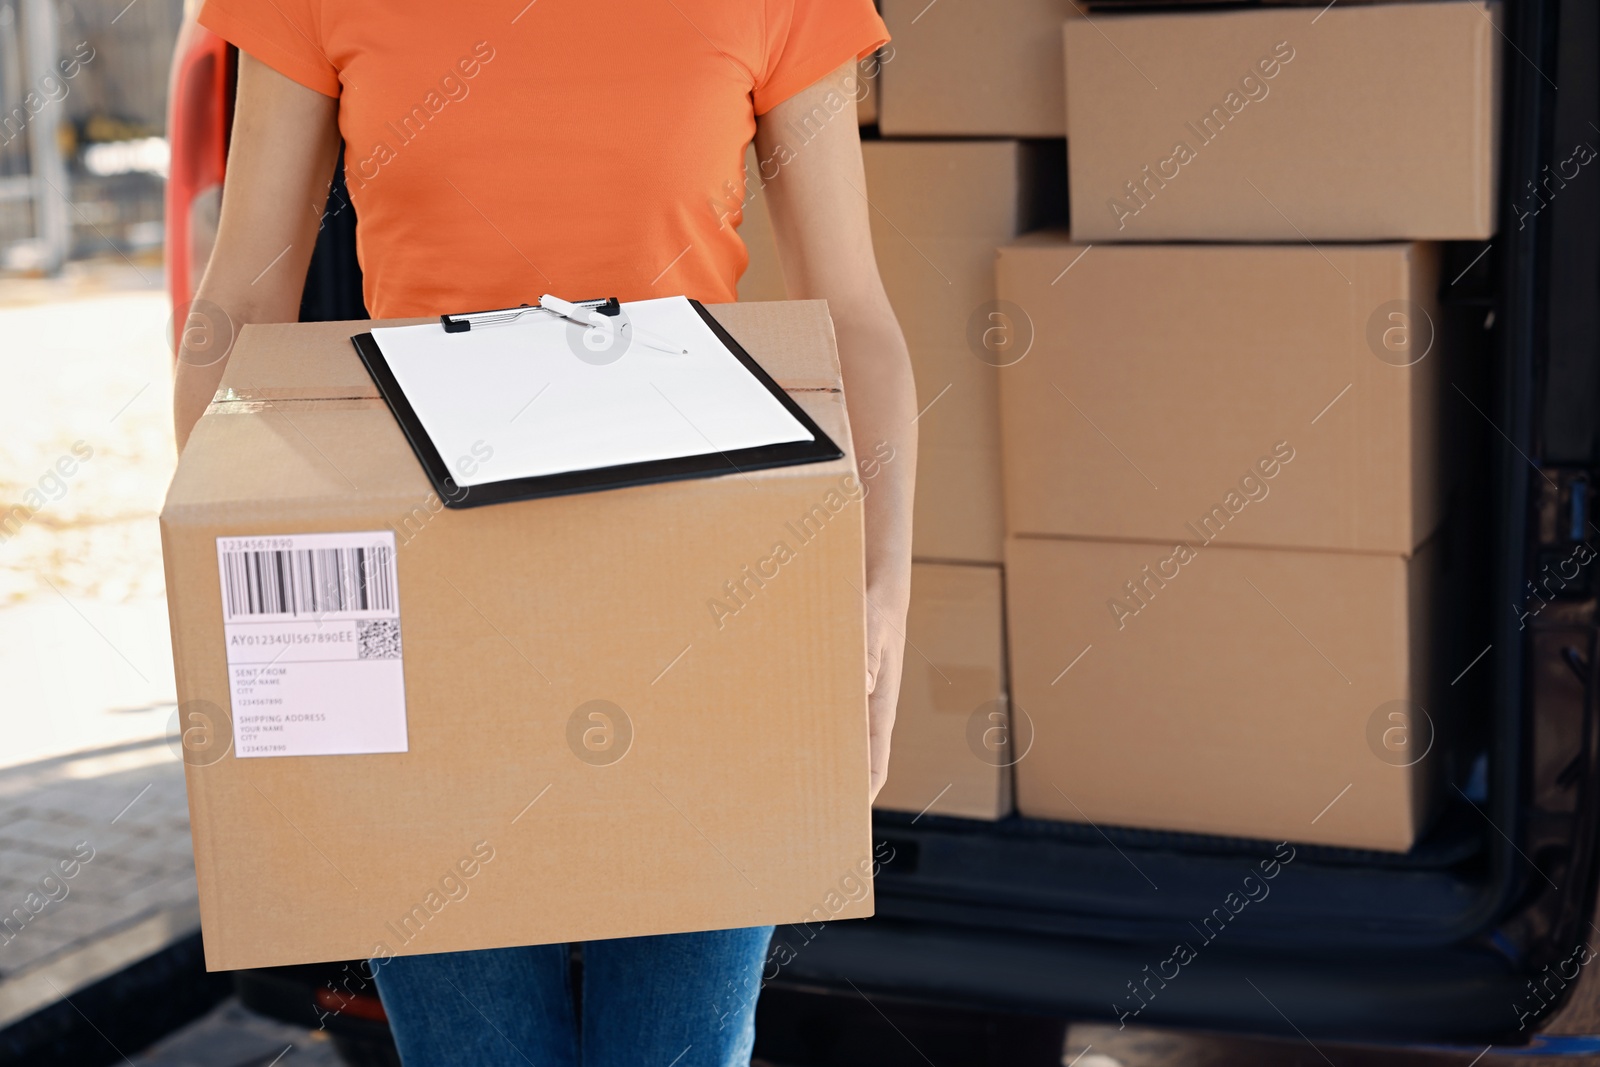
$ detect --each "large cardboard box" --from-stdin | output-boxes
[161,302,874,970]
[996,233,1442,555]
[875,563,1010,821]
[742,141,1057,563]
[1065,1,1501,241]
[879,0,1078,135]
[1007,536,1437,851]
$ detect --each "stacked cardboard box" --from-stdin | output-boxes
[1064,1,1500,241]
[998,0,1499,851]
[738,138,1052,819]
[998,239,1445,556]
[877,0,1079,136]
[737,0,1498,843]
[998,236,1446,851]
[873,563,1010,820]
[742,139,1052,567]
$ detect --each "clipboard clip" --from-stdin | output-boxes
[440,296,620,334]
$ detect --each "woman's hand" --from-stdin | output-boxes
[864,581,909,799]
[757,63,917,802]
[173,54,340,450]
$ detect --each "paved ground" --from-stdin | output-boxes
[0,738,195,1030]
[135,999,343,1067]
[0,260,199,1035]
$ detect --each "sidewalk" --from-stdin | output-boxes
[0,263,197,1032]
[0,737,196,1030]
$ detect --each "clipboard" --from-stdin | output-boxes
[350,298,844,509]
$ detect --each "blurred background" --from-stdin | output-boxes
[0,0,174,271]
[0,0,180,737]
[0,0,1597,1065]
[0,0,214,1063]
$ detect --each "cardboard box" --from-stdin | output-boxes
[879,0,1079,135]
[996,233,1442,555]
[1007,535,1437,851]
[161,302,873,970]
[1065,1,1501,241]
[874,563,1010,820]
[742,141,1057,563]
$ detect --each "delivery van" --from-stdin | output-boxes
[162,0,1600,1060]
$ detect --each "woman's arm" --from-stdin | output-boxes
[755,65,917,802]
[172,54,341,450]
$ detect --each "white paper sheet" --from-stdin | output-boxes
[368,296,814,488]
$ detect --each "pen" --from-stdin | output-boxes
[539,294,688,355]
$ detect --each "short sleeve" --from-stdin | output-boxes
[754,0,889,116]
[199,0,340,98]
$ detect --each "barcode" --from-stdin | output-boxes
[221,545,396,620]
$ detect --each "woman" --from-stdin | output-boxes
[172,2,915,1064]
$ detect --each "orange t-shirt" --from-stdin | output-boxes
[198,0,887,318]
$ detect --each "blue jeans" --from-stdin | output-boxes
[370,926,775,1067]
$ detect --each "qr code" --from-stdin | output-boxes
[357,619,403,660]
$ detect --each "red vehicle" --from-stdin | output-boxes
[161,1,1600,1063]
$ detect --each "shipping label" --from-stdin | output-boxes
[215,531,408,757]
